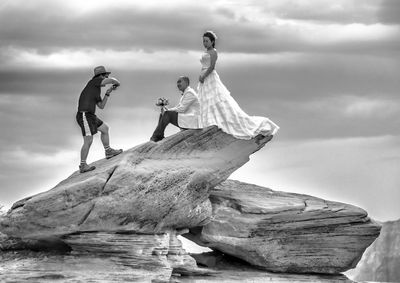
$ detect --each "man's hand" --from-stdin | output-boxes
[105,87,113,96]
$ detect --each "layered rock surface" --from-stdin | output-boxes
[349,218,400,282]
[189,251,355,283]
[0,126,271,238]
[0,231,200,282]
[0,126,381,279]
[0,127,272,281]
[184,180,381,274]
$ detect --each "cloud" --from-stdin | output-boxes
[0,147,78,208]
[0,94,78,153]
[257,0,381,24]
[287,95,400,120]
[0,1,212,53]
[215,7,236,20]
[0,47,201,72]
[3,48,398,100]
[221,51,400,111]
[342,96,400,118]
[1,0,399,57]
[377,0,400,24]
[270,95,400,140]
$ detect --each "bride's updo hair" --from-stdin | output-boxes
[203,31,217,47]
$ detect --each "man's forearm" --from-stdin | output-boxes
[97,94,109,109]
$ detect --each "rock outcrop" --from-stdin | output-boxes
[0,127,272,281]
[184,180,381,274]
[0,126,380,279]
[0,231,200,282]
[349,218,400,282]
[0,126,271,238]
[189,251,355,283]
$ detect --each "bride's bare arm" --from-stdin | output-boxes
[199,50,218,83]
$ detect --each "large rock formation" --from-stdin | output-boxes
[189,251,354,283]
[184,180,381,274]
[0,231,204,282]
[0,126,271,238]
[0,127,271,281]
[349,218,400,282]
[0,126,380,280]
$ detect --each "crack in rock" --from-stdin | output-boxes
[77,166,118,226]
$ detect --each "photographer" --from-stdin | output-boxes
[76,65,123,173]
[150,76,201,142]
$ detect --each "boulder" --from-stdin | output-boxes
[184,180,381,274]
[0,126,271,239]
[0,127,272,281]
[1,125,380,277]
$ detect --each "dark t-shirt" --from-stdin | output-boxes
[77,77,103,114]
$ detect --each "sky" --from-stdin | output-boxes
[0,0,399,221]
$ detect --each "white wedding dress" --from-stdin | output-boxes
[197,52,279,140]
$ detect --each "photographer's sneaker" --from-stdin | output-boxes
[150,135,164,142]
[79,163,96,173]
[105,148,123,159]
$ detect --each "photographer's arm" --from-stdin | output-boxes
[97,87,112,109]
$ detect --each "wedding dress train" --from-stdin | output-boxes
[197,52,279,140]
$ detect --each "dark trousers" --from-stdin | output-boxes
[151,111,179,141]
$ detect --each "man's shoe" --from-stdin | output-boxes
[105,148,123,159]
[79,163,96,173]
[150,136,164,142]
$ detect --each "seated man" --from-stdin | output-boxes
[150,76,200,142]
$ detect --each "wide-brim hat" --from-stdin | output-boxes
[94,65,111,76]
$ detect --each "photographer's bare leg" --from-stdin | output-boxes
[98,123,110,148]
[81,136,93,161]
[98,123,123,159]
[80,136,96,173]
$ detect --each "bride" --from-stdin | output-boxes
[197,31,279,140]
